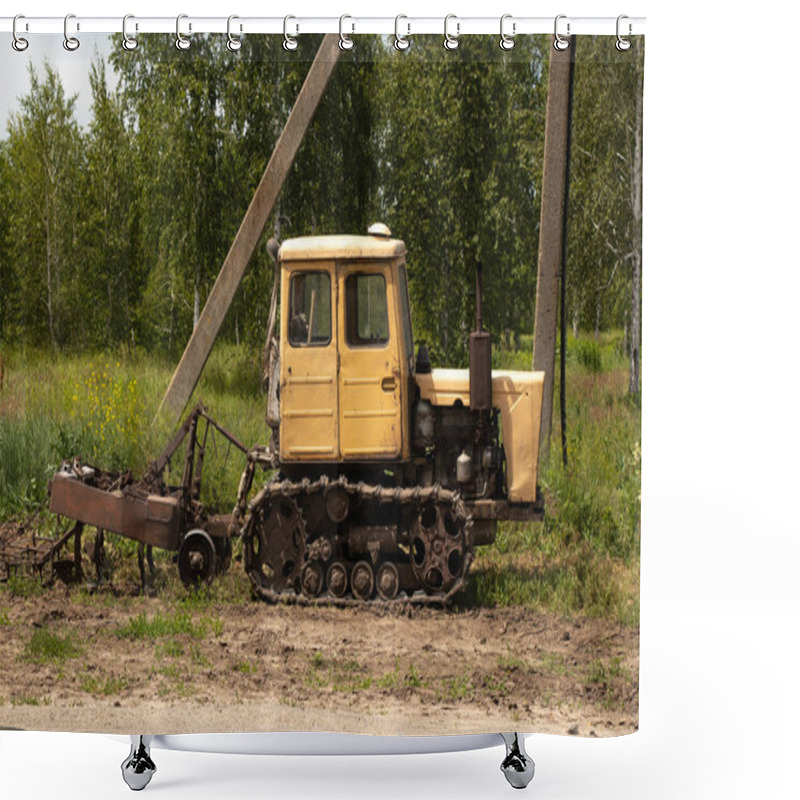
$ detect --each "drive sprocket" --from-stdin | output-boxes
[243,496,306,595]
[409,500,468,594]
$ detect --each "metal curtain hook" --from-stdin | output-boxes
[616,15,632,51]
[176,13,190,50]
[394,15,410,51]
[122,14,138,51]
[12,14,29,52]
[227,15,242,51]
[444,14,459,51]
[283,16,298,51]
[339,15,354,50]
[63,13,80,51]
[499,14,515,50]
[553,14,570,51]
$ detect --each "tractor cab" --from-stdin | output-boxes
[277,225,414,465]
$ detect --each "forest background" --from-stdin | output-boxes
[0,34,642,368]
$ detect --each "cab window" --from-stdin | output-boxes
[345,273,389,347]
[289,271,331,346]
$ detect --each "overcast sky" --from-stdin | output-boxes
[0,33,115,136]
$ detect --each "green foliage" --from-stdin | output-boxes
[23,627,82,664]
[404,662,424,689]
[0,346,263,519]
[572,339,603,372]
[155,640,185,659]
[567,39,644,338]
[465,331,640,625]
[5,571,46,598]
[1,35,640,361]
[80,671,128,696]
[374,37,547,365]
[66,364,146,471]
[3,62,83,348]
[11,695,52,707]
[584,656,628,685]
[437,673,474,702]
[114,610,222,640]
[304,652,375,693]
[310,651,325,669]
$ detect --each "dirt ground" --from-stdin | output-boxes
[0,564,638,738]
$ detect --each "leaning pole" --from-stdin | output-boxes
[156,35,342,424]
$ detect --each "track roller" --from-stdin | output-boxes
[350,560,375,600]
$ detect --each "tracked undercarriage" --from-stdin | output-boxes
[232,465,474,606]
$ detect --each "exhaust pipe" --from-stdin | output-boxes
[469,262,492,411]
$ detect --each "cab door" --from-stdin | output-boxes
[337,263,403,460]
[279,265,338,461]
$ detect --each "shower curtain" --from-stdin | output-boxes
[0,23,643,740]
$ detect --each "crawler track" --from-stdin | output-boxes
[235,474,474,606]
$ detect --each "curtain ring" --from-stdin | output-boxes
[283,15,298,51]
[122,14,138,51]
[443,14,459,51]
[499,14,515,50]
[63,13,80,51]
[12,15,29,52]
[616,15,632,51]
[175,13,191,51]
[227,15,242,51]
[394,15,410,51]
[553,14,570,51]
[339,15,354,51]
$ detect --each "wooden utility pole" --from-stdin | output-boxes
[157,34,341,423]
[532,36,575,459]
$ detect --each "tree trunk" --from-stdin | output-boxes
[629,82,643,397]
[45,216,57,350]
[193,278,201,331]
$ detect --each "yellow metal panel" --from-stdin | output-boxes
[337,262,403,460]
[415,369,545,503]
[280,234,406,262]
[279,261,339,462]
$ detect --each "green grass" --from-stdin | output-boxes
[310,651,325,669]
[80,671,129,696]
[541,653,568,676]
[497,652,528,672]
[468,330,640,625]
[155,640,185,659]
[11,695,52,707]
[305,653,375,693]
[22,627,82,665]
[114,610,222,640]
[480,674,508,696]
[5,571,46,598]
[437,673,474,702]
[1,330,639,624]
[584,656,629,685]
[0,344,265,518]
[403,662,425,689]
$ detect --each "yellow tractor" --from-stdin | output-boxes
[232,224,544,604]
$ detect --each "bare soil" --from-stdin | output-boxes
[0,567,637,738]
